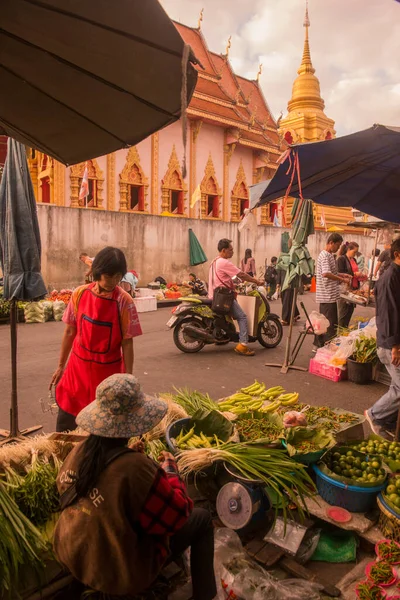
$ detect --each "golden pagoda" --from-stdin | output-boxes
[278,2,336,144]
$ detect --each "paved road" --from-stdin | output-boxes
[0,293,385,433]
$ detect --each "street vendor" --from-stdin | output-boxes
[53,374,217,600]
[50,247,142,432]
[314,233,351,348]
[208,239,264,356]
[365,238,400,438]
[188,272,207,296]
[337,242,364,328]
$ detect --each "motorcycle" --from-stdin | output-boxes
[167,287,283,354]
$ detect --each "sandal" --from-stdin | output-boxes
[234,343,255,356]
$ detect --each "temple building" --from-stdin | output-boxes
[1,7,355,232]
[23,17,283,225]
[278,4,353,230]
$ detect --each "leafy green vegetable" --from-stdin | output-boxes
[190,409,233,442]
[285,427,335,457]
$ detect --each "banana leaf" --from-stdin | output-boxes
[190,409,233,442]
[285,427,336,458]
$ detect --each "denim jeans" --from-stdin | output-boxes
[231,299,249,344]
[370,348,400,429]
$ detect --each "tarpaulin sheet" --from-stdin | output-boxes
[0,138,47,300]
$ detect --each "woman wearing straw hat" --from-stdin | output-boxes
[53,374,217,600]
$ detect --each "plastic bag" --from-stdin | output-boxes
[271,289,280,300]
[329,336,355,367]
[53,300,66,322]
[41,301,53,322]
[308,311,329,334]
[283,411,308,428]
[24,302,45,324]
[214,528,323,600]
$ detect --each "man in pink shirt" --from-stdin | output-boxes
[209,239,264,356]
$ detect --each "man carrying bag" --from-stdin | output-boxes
[208,239,263,356]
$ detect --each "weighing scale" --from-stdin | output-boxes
[216,464,271,532]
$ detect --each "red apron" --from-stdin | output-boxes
[56,284,124,416]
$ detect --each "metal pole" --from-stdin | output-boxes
[9,298,19,438]
[281,282,298,374]
[367,229,378,303]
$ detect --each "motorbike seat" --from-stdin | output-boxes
[200,297,213,306]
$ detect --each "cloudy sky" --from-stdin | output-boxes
[161,0,400,136]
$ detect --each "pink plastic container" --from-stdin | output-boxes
[375,539,400,565]
[355,581,387,599]
[309,358,346,382]
[365,561,397,587]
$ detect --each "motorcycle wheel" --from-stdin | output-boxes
[257,315,283,348]
[173,318,206,353]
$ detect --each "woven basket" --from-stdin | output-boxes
[378,494,400,542]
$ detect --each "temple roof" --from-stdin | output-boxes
[174,21,281,156]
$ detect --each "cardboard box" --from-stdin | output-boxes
[234,294,261,337]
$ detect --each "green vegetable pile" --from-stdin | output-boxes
[322,448,386,487]
[367,560,394,585]
[171,388,217,416]
[383,473,400,511]
[235,413,283,443]
[174,428,223,449]
[177,442,316,522]
[352,437,400,470]
[304,406,360,432]
[353,336,377,364]
[376,539,400,563]
[3,454,60,526]
[355,581,386,600]
[0,482,48,598]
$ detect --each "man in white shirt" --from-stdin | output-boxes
[315,233,351,347]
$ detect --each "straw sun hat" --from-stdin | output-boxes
[76,374,167,438]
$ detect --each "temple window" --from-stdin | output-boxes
[200,154,221,220]
[207,195,219,218]
[70,159,104,209]
[231,161,249,222]
[161,145,187,216]
[119,147,148,212]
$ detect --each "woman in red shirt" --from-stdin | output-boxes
[49,247,142,432]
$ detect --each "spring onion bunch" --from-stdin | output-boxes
[177,442,316,521]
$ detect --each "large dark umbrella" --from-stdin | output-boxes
[0,138,47,442]
[189,229,207,266]
[1,0,198,165]
[257,125,400,223]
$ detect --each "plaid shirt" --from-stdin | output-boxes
[139,458,193,561]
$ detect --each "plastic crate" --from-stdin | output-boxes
[309,358,346,382]
[313,464,385,512]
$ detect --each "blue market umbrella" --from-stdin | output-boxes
[189,229,207,266]
[0,138,47,442]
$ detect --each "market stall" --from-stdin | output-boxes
[3,379,400,599]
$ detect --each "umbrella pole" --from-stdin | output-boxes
[0,300,43,445]
[367,229,378,304]
[265,280,308,374]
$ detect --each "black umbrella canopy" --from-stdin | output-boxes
[0,0,198,165]
[0,138,47,300]
[258,125,400,223]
